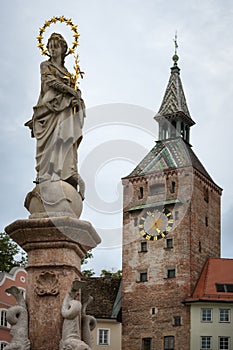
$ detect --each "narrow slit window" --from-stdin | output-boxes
[204,188,209,202]
[166,238,173,249]
[138,187,144,199]
[170,181,176,193]
[140,241,148,252]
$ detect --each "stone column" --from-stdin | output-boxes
[5,216,101,350]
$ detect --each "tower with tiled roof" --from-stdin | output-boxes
[121,49,222,350]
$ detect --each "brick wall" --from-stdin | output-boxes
[121,167,221,350]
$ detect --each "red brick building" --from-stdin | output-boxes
[121,54,222,349]
[0,268,27,349]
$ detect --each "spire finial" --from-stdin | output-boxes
[172,31,179,67]
[174,31,178,55]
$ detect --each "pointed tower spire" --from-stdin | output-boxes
[155,35,195,144]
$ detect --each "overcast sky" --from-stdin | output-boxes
[1,0,233,275]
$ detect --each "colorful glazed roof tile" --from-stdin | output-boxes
[155,63,195,126]
[124,137,213,182]
[185,258,233,302]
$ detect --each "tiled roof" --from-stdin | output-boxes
[81,276,121,319]
[124,138,214,183]
[185,258,233,302]
[156,65,194,126]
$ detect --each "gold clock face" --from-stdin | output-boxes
[138,208,173,241]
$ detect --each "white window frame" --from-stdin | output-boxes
[98,328,110,346]
[200,336,212,350]
[0,342,8,350]
[201,308,213,323]
[219,308,230,323]
[218,336,230,350]
[0,309,9,328]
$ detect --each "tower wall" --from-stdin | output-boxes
[121,167,221,350]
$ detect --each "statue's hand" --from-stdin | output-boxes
[74,89,81,99]
[71,98,79,108]
[67,86,81,99]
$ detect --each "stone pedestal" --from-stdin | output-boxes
[5,216,101,350]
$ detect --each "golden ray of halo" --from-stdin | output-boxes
[37,16,80,56]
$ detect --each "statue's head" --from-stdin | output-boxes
[47,33,68,61]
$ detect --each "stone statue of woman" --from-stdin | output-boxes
[26,32,85,192]
[24,33,86,216]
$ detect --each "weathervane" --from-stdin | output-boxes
[172,31,179,66]
[173,31,178,55]
[37,16,84,88]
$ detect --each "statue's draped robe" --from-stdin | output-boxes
[32,60,85,184]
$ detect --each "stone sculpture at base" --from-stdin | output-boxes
[81,296,97,349]
[5,286,30,350]
[60,280,96,350]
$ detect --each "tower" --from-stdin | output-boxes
[121,52,222,350]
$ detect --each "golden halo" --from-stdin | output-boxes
[37,16,80,56]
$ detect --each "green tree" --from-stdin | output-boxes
[0,232,27,272]
[81,250,95,277]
